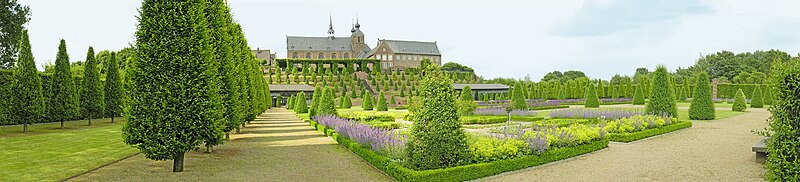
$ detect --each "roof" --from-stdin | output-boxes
[381,39,441,55]
[452,84,509,90]
[286,36,354,52]
[269,84,315,92]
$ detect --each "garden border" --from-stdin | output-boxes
[606,121,693,143]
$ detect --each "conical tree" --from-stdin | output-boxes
[341,92,352,108]
[309,85,321,116]
[598,81,606,98]
[633,85,645,105]
[286,95,295,109]
[751,86,764,108]
[646,65,677,117]
[584,82,600,108]
[210,0,243,141]
[763,86,773,106]
[389,95,396,105]
[376,91,388,111]
[459,86,473,101]
[689,72,714,120]
[406,66,469,170]
[676,86,687,101]
[104,52,122,123]
[51,39,79,129]
[557,86,566,100]
[123,0,224,172]
[80,47,104,126]
[11,30,43,133]
[294,92,308,113]
[511,82,527,110]
[732,89,747,112]
[362,92,373,110]
[316,88,337,116]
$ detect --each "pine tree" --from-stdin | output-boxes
[584,82,600,108]
[689,72,714,120]
[732,89,747,111]
[646,65,677,117]
[104,51,122,123]
[81,47,104,126]
[751,86,764,108]
[123,0,224,172]
[376,91,388,111]
[11,30,43,133]
[633,85,645,105]
[362,92,373,110]
[51,39,79,129]
[294,92,308,113]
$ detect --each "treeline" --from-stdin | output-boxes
[121,0,271,172]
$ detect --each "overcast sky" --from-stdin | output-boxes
[21,0,800,80]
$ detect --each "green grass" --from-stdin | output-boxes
[676,108,744,121]
[0,121,137,181]
[0,117,123,137]
[337,106,409,119]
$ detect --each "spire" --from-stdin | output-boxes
[327,14,335,37]
[350,19,356,33]
[355,14,361,29]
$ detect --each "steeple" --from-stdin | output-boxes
[355,15,361,29]
[327,14,335,38]
[350,19,356,33]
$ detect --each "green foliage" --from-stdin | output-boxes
[341,92,352,108]
[389,95,396,105]
[633,85,645,105]
[362,92,373,110]
[310,85,321,116]
[123,0,224,171]
[732,89,747,112]
[689,72,715,120]
[511,82,527,110]
[406,66,470,170]
[750,86,764,108]
[646,65,677,117]
[763,86,774,105]
[10,29,43,131]
[294,92,308,113]
[584,82,600,108]
[468,136,528,163]
[286,95,295,109]
[315,88,337,116]
[210,0,244,136]
[764,60,800,180]
[0,0,30,69]
[104,52,122,119]
[50,39,79,122]
[606,121,691,143]
[376,91,388,111]
[459,86,473,101]
[81,47,105,120]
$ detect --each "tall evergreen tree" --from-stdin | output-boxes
[376,91,388,111]
[51,39,79,129]
[80,47,104,126]
[689,72,714,120]
[316,88,337,116]
[732,89,747,112]
[104,52,122,123]
[646,65,677,117]
[511,82,527,109]
[286,95,295,109]
[294,92,308,113]
[362,92,373,110]
[309,85,321,116]
[10,29,42,132]
[751,86,764,108]
[123,0,224,172]
[208,0,242,141]
[633,85,645,105]
[459,86,473,101]
[584,82,600,108]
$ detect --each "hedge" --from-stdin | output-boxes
[529,105,569,110]
[716,83,770,99]
[461,116,545,124]
[330,129,608,182]
[0,70,100,125]
[275,58,380,70]
[607,121,692,142]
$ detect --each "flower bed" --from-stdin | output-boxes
[602,114,691,142]
[474,108,538,117]
[549,108,645,120]
[461,115,544,124]
[310,115,610,182]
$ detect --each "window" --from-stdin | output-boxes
[318,53,324,59]
[292,52,298,58]
[388,55,393,61]
[382,48,386,52]
[331,53,337,59]
[343,53,350,59]
[305,53,311,59]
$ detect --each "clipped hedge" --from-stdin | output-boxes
[716,83,770,99]
[607,121,692,142]
[333,132,608,182]
[461,116,545,124]
[529,105,569,110]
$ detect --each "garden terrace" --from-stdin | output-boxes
[453,83,510,100]
[269,84,315,106]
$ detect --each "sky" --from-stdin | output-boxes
[21,0,800,80]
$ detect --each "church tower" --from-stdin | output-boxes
[351,17,365,53]
[327,15,335,40]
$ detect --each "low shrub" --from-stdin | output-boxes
[732,89,747,112]
[602,114,674,134]
[529,105,569,110]
[549,108,645,120]
[461,115,545,124]
[606,121,692,142]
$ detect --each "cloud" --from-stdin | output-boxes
[552,0,713,37]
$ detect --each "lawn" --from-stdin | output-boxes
[0,121,137,181]
[0,117,123,137]
[676,108,745,121]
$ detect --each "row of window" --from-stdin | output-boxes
[291,52,351,59]
[375,54,439,62]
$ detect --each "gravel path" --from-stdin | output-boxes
[483,108,769,181]
[70,108,392,181]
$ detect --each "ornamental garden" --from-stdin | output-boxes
[1,0,799,181]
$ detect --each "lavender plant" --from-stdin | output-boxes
[313,115,408,158]
[549,108,645,120]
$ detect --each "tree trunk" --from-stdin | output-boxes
[236,127,241,133]
[111,113,115,123]
[225,132,230,140]
[23,121,28,133]
[242,123,246,128]
[173,152,184,172]
[60,120,64,129]
[205,144,213,153]
[88,115,92,126]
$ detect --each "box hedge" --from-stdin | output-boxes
[607,121,692,143]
